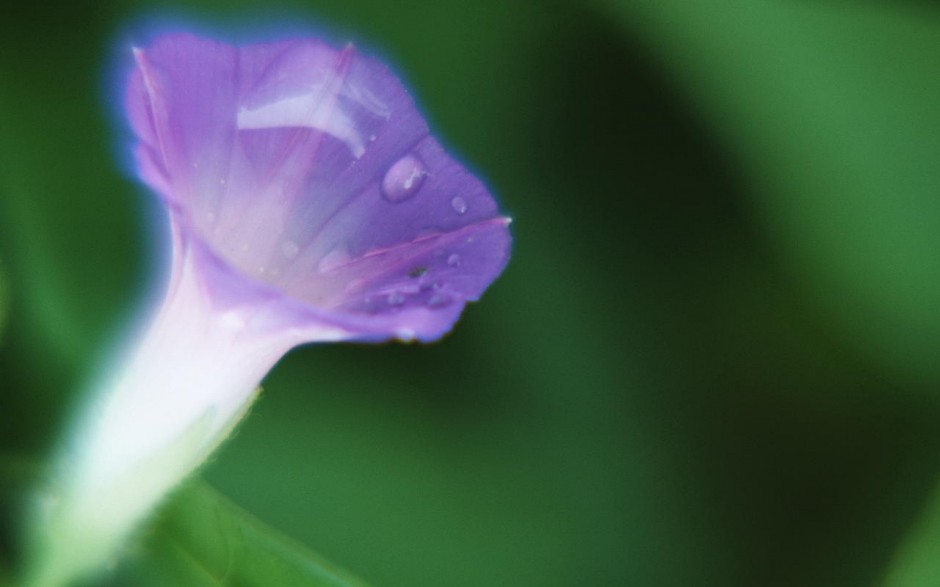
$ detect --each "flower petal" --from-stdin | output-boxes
[127,33,510,341]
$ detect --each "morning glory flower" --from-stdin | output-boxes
[29,31,510,586]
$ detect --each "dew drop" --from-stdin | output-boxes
[387,291,406,305]
[281,240,299,259]
[219,311,246,331]
[428,293,451,308]
[450,196,468,214]
[447,253,461,267]
[381,154,427,203]
[396,328,416,340]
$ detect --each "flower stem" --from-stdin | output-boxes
[24,248,293,587]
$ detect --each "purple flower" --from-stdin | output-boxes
[127,32,511,343]
[29,31,510,587]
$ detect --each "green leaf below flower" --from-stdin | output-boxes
[121,480,370,587]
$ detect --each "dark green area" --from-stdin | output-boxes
[2,1,940,585]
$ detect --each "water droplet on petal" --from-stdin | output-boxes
[381,154,427,203]
[451,196,468,214]
[219,311,246,331]
[387,291,406,305]
[318,246,351,274]
[428,293,451,308]
[447,253,461,267]
[281,240,299,259]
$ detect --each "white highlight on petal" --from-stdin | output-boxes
[237,91,366,157]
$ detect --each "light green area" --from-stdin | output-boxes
[119,481,370,587]
[597,0,940,385]
[0,456,365,587]
[882,476,940,587]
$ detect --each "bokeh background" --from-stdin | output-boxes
[3,1,940,585]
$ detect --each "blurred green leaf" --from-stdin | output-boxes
[0,17,141,372]
[882,478,940,587]
[598,0,940,385]
[0,454,39,586]
[0,258,7,338]
[123,480,369,587]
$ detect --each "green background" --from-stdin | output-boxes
[3,1,940,585]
